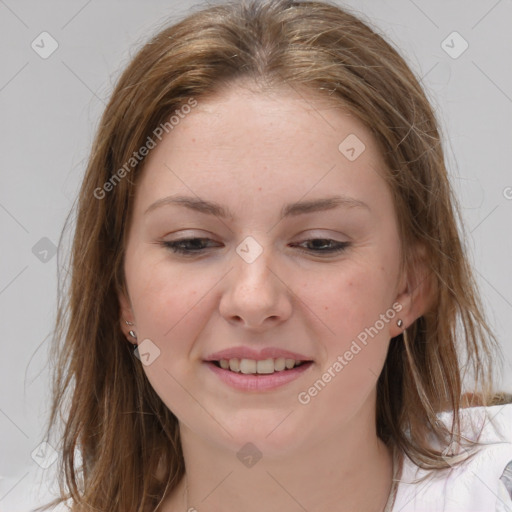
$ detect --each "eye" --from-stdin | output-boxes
[160,237,350,257]
[291,238,350,256]
[161,237,221,256]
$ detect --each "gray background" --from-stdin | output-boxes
[1,0,511,510]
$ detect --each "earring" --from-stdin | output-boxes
[129,330,137,339]
[125,320,134,326]
[397,319,403,328]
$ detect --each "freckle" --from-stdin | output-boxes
[325,306,329,310]
[258,187,262,191]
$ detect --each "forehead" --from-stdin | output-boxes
[133,83,391,217]
[187,82,372,148]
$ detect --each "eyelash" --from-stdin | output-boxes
[160,237,350,257]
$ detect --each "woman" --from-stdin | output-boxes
[38,1,512,511]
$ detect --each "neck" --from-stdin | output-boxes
[163,408,396,512]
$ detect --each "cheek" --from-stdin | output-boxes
[314,263,396,339]
[128,253,212,339]
[302,262,397,404]
[297,267,394,417]
[127,262,214,418]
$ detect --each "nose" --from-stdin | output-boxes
[219,241,293,331]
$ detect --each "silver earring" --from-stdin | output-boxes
[129,330,137,339]
[397,319,403,328]
[125,320,134,326]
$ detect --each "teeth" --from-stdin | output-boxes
[217,357,304,374]
[256,358,274,374]
[239,359,257,374]
[229,359,240,372]
[274,357,286,371]
[285,358,295,369]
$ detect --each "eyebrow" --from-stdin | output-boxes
[144,194,370,219]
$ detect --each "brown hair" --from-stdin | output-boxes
[38,0,504,510]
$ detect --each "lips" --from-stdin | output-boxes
[203,347,314,388]
[205,358,314,391]
[204,346,312,362]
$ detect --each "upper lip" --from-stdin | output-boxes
[204,347,313,362]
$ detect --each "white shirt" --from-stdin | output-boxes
[392,404,512,511]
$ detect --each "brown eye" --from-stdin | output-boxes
[161,238,221,255]
[292,239,350,255]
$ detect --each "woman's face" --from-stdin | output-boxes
[120,83,414,455]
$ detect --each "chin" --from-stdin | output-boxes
[210,410,315,456]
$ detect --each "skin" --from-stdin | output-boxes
[119,81,429,512]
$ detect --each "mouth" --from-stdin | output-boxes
[211,357,309,374]
[204,357,314,391]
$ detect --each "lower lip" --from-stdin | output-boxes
[205,361,313,391]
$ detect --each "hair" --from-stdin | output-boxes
[37,0,506,510]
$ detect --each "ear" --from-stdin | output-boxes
[118,284,136,342]
[389,242,437,338]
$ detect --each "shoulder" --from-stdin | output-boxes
[393,403,512,512]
